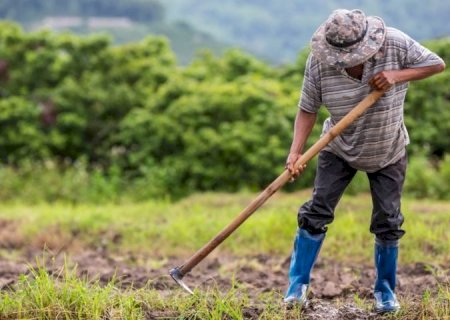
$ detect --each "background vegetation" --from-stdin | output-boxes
[0,0,227,65]
[1,0,450,64]
[0,22,449,202]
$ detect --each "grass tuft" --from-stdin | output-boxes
[0,262,144,320]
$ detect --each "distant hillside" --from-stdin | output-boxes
[0,0,227,65]
[167,0,450,64]
[2,0,449,64]
[0,0,165,24]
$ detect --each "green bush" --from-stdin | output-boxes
[405,38,450,157]
[0,160,181,203]
[0,97,48,162]
[0,22,448,201]
[404,155,450,200]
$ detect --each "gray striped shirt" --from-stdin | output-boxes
[300,27,444,172]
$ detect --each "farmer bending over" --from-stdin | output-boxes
[284,9,445,313]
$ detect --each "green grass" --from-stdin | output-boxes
[0,262,304,319]
[0,263,144,319]
[0,191,449,264]
[0,262,448,319]
[0,192,448,319]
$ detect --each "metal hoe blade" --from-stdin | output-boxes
[169,267,194,295]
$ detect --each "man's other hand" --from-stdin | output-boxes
[285,152,306,182]
[369,70,396,91]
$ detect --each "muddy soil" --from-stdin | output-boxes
[0,216,449,319]
[0,249,448,320]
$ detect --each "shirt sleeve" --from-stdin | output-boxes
[299,53,322,113]
[402,32,445,68]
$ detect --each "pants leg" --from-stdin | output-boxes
[367,152,407,243]
[298,151,357,234]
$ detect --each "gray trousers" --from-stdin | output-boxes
[298,150,407,243]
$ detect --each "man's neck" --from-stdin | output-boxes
[345,64,364,80]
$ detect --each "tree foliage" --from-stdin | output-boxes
[0,22,449,199]
[404,38,450,157]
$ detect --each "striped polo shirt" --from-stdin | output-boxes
[300,27,444,172]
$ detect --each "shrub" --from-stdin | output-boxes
[0,22,448,200]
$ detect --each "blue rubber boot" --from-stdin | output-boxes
[284,228,325,305]
[374,241,400,313]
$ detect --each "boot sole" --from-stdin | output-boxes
[284,299,309,310]
[374,306,400,314]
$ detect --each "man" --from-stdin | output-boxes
[284,9,445,313]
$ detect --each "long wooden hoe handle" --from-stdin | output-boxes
[170,89,385,291]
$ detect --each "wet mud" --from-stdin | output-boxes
[0,249,447,319]
[0,218,447,319]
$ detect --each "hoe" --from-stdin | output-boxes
[170,89,386,294]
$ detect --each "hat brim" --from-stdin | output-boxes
[310,16,386,68]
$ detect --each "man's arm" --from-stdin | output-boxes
[286,109,317,179]
[369,62,446,91]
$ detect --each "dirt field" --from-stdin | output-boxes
[0,249,448,320]
[0,200,450,320]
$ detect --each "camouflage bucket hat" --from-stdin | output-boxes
[311,9,386,68]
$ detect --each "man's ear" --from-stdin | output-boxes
[372,41,386,62]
